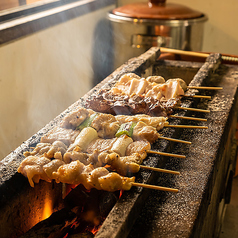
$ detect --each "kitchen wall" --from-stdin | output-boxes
[0,4,115,160]
[118,0,238,55]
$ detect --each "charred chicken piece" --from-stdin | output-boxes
[61,107,93,129]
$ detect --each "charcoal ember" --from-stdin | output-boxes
[20,208,77,238]
[67,231,94,238]
[64,185,90,210]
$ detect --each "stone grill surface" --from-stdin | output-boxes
[0,47,237,238]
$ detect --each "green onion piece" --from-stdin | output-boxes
[115,122,137,138]
[77,113,98,130]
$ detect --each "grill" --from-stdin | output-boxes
[0,47,237,238]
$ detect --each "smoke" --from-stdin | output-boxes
[0,2,115,160]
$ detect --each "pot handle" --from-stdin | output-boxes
[148,0,166,6]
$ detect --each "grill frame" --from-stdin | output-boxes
[0,47,237,238]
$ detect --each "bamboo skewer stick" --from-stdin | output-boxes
[158,136,191,144]
[177,106,210,113]
[140,165,180,175]
[182,94,211,99]
[160,47,238,62]
[160,47,209,58]
[170,115,207,122]
[187,86,223,90]
[147,150,186,159]
[165,125,208,129]
[132,182,179,193]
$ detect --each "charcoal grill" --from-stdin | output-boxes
[0,47,237,238]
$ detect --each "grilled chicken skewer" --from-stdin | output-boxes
[40,108,192,146]
[85,73,219,118]
[18,157,178,193]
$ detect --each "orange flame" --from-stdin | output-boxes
[42,192,53,220]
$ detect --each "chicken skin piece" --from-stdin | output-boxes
[24,141,68,160]
[40,126,80,146]
[17,156,51,187]
[43,159,65,180]
[105,152,141,176]
[91,113,120,138]
[53,160,94,190]
[61,107,92,129]
[115,114,168,131]
[133,121,160,143]
[98,172,135,192]
[126,140,151,160]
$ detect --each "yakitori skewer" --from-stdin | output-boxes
[170,115,207,122]
[165,124,208,129]
[187,86,223,90]
[147,150,186,159]
[132,182,178,193]
[177,106,210,113]
[158,136,191,144]
[18,156,179,192]
[140,165,180,175]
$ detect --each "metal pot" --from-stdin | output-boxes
[108,0,208,69]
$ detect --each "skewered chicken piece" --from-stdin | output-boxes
[40,126,80,146]
[18,156,52,187]
[111,74,185,101]
[104,152,142,176]
[23,141,68,160]
[115,114,168,131]
[90,113,120,138]
[60,107,94,129]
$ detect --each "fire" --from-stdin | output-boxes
[42,192,53,220]
[119,189,123,198]
[90,225,101,235]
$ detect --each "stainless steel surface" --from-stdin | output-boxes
[108,11,208,69]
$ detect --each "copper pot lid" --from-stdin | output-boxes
[112,0,203,20]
